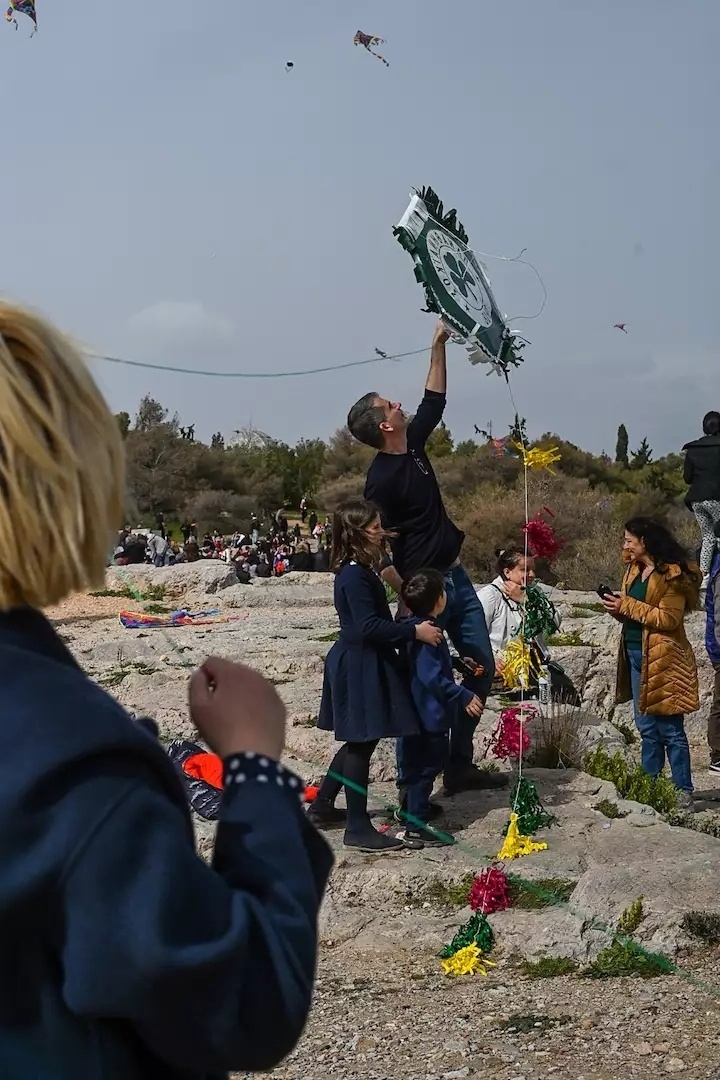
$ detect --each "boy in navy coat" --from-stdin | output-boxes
[397,569,484,846]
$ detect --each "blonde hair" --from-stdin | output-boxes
[0,302,125,610]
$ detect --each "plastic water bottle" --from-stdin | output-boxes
[538,666,550,706]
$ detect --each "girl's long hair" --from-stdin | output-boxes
[330,499,385,572]
[624,517,701,594]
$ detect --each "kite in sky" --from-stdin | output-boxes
[6,0,37,34]
[614,322,628,333]
[354,31,389,66]
[374,347,388,358]
[285,62,294,73]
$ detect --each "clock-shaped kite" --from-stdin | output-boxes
[394,187,525,377]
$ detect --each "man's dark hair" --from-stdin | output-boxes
[401,568,446,617]
[347,392,386,449]
[703,411,720,436]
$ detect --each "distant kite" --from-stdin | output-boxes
[614,323,628,333]
[375,348,388,358]
[354,30,389,66]
[6,0,37,33]
[285,61,294,73]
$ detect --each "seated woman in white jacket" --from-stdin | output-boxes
[477,547,561,680]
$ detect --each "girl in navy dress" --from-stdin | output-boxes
[311,500,442,852]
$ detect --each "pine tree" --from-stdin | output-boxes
[630,438,653,470]
[615,423,629,468]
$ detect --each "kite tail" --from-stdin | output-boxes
[367,46,389,66]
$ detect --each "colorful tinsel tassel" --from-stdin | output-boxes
[513,444,562,473]
[501,638,538,690]
[522,583,561,640]
[468,867,512,914]
[496,812,548,860]
[506,776,556,835]
[440,942,496,977]
[440,913,495,959]
[487,703,535,760]
[523,508,566,564]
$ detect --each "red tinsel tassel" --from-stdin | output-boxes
[523,509,566,563]
[468,867,512,914]
[487,704,535,760]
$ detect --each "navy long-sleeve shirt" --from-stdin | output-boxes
[0,606,332,1080]
[364,390,464,578]
[402,616,474,732]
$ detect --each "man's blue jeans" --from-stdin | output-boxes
[627,648,692,794]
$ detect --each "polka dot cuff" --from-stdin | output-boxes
[224,751,306,804]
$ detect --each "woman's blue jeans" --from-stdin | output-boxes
[627,648,692,794]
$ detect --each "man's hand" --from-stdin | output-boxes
[433,320,450,346]
[380,564,403,597]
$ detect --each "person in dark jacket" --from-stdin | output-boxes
[705,520,720,772]
[397,569,484,847]
[310,500,442,852]
[0,302,332,1080]
[683,410,720,585]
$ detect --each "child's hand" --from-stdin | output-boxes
[466,695,484,718]
[462,656,485,677]
[416,621,443,646]
[189,656,286,760]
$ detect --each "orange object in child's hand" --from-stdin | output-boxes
[304,785,320,803]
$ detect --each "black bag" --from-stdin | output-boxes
[167,740,222,821]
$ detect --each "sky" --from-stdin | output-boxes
[3,0,718,455]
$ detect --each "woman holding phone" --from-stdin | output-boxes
[601,517,700,808]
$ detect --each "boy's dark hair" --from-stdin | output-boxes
[401,568,446,617]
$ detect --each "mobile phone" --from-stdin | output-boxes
[597,584,617,600]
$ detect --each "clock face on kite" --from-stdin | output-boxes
[425,228,493,328]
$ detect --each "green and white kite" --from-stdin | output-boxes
[394,187,526,377]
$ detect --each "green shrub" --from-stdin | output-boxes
[668,810,720,837]
[584,748,678,814]
[593,799,628,819]
[547,629,599,647]
[404,873,475,909]
[682,912,720,944]
[618,896,644,934]
[611,720,637,746]
[585,939,669,979]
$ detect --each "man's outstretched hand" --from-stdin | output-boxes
[433,320,450,346]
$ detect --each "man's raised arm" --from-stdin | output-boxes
[425,321,449,394]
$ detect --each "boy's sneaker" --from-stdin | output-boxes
[344,829,405,853]
[676,791,694,811]
[709,756,720,774]
[403,825,456,848]
[393,801,443,824]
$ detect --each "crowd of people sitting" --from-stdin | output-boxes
[112,502,333,580]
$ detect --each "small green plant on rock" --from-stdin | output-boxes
[667,810,720,838]
[547,629,599,647]
[404,873,475,909]
[584,747,678,814]
[507,877,577,910]
[521,956,578,978]
[585,897,670,979]
[610,720,637,745]
[593,799,629,820]
[315,630,340,642]
[572,602,605,614]
[618,896,644,934]
[682,912,720,944]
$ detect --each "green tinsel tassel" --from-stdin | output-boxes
[522,584,559,641]
[503,776,556,836]
[439,913,495,959]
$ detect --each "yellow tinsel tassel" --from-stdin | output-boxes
[502,638,538,690]
[513,443,561,473]
[497,813,548,860]
[440,943,497,977]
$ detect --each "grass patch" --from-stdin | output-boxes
[521,956,578,979]
[98,650,159,688]
[584,747,678,814]
[593,799,628,820]
[584,940,668,979]
[507,877,577,910]
[573,602,605,614]
[143,603,172,615]
[547,629,599,647]
[500,1013,571,1034]
[89,583,167,602]
[315,630,340,642]
[611,720,637,746]
[404,873,475,909]
[667,810,720,837]
[570,608,594,619]
[528,702,587,769]
[682,912,720,944]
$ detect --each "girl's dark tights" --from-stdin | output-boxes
[316,741,379,835]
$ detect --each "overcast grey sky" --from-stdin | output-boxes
[4,0,717,454]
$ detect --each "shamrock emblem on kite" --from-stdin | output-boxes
[353,30,389,67]
[444,252,479,303]
[6,0,37,34]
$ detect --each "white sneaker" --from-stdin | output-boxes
[676,791,694,811]
[702,574,710,591]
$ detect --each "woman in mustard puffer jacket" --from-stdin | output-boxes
[602,517,701,808]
